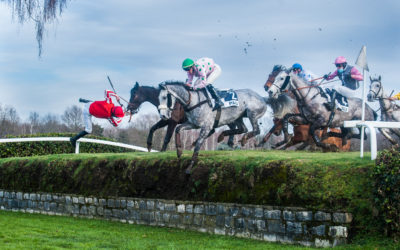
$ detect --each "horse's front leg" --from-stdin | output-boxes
[161,121,178,151]
[379,128,399,147]
[147,119,169,152]
[175,122,195,158]
[241,112,263,146]
[310,117,338,152]
[186,126,212,174]
[257,124,277,147]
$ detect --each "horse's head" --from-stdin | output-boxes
[264,65,286,92]
[267,69,291,99]
[368,75,383,102]
[127,82,142,114]
[158,83,178,120]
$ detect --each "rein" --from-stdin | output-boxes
[282,79,340,93]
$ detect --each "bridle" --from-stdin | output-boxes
[368,80,383,100]
[158,84,202,113]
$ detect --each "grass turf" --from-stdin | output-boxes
[0,210,398,249]
[0,150,375,168]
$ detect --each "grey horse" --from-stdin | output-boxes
[158,81,268,174]
[266,69,377,151]
[367,76,400,147]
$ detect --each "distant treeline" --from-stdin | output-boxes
[0,103,393,151]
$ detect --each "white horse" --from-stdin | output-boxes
[158,81,268,174]
[367,76,400,147]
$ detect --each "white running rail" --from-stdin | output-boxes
[0,137,158,154]
[343,121,400,160]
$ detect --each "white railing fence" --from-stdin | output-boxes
[0,137,158,154]
[343,121,400,160]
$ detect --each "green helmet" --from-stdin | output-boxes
[182,58,194,70]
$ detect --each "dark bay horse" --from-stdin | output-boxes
[127,82,235,151]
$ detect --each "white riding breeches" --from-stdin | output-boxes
[83,102,93,134]
[325,82,360,98]
[207,64,222,84]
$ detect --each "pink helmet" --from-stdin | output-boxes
[334,56,347,64]
[112,106,125,118]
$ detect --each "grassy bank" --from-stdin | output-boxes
[0,210,397,249]
[0,150,377,232]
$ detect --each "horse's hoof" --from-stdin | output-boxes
[185,168,192,175]
[217,134,224,143]
[147,144,152,152]
[241,137,247,146]
[177,149,182,158]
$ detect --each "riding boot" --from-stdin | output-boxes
[206,85,224,111]
[70,131,89,148]
[202,88,213,107]
[324,89,337,111]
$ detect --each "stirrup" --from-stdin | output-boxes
[323,102,333,111]
[212,101,223,111]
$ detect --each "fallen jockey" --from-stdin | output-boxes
[70,90,126,148]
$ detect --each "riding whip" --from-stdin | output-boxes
[107,76,130,106]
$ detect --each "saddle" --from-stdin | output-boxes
[324,88,349,112]
[216,89,239,108]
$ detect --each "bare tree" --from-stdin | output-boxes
[29,111,40,134]
[61,105,83,132]
[0,104,21,137]
[2,0,69,56]
[38,113,67,133]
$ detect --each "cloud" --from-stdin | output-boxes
[0,0,399,123]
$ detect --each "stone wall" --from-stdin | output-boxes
[0,189,352,247]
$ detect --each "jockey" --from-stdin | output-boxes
[291,63,318,84]
[70,90,125,148]
[391,92,400,100]
[390,92,400,106]
[182,57,223,111]
[323,56,363,110]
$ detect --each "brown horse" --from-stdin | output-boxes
[261,65,350,151]
[127,82,236,151]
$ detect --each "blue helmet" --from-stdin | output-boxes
[292,63,303,71]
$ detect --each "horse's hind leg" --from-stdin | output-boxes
[147,119,169,152]
[218,118,247,143]
[161,121,178,151]
[175,122,195,158]
[186,126,213,174]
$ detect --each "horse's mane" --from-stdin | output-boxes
[272,65,286,72]
[163,80,186,86]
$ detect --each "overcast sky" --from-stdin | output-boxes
[1,0,399,126]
